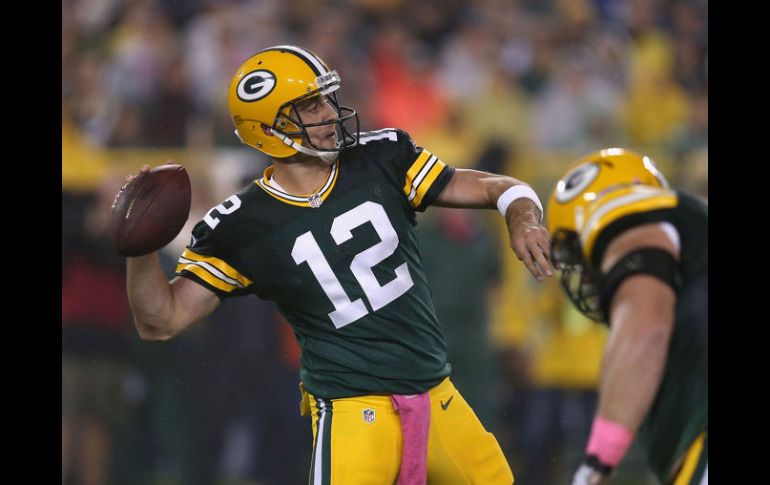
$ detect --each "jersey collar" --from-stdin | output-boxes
[256,160,339,208]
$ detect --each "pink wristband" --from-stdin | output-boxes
[586,417,634,467]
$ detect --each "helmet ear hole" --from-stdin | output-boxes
[261,124,272,136]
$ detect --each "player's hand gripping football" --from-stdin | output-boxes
[505,198,554,280]
[110,162,192,257]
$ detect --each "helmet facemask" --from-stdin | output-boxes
[551,229,605,323]
[269,70,359,161]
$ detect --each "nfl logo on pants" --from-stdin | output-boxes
[363,408,376,424]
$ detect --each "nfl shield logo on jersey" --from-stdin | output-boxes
[308,193,323,208]
[362,408,376,424]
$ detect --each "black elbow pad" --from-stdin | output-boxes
[600,248,682,322]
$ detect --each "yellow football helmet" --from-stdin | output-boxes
[546,148,671,321]
[228,45,359,160]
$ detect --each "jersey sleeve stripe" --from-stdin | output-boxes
[411,155,439,193]
[176,263,240,293]
[402,149,433,198]
[411,158,447,207]
[406,155,438,202]
[178,249,253,287]
[176,256,244,288]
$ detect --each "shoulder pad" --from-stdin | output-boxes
[581,186,678,258]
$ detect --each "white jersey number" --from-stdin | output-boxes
[292,201,414,328]
[204,195,242,229]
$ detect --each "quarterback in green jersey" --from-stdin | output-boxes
[547,148,707,485]
[124,45,553,484]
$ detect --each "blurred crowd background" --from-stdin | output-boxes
[62,0,707,484]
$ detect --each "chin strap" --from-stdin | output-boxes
[269,127,339,162]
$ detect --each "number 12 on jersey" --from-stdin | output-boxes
[291,201,414,329]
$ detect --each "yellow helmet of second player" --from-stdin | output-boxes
[227,45,359,160]
[547,147,669,237]
[546,148,671,322]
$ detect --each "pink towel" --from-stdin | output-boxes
[390,392,431,485]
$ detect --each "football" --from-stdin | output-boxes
[110,163,192,257]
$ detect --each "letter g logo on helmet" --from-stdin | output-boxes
[556,163,600,203]
[237,70,276,102]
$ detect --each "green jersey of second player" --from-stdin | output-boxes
[176,129,455,399]
[589,190,708,482]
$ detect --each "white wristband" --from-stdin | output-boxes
[497,185,543,222]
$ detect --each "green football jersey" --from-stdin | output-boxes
[590,191,708,482]
[176,129,455,399]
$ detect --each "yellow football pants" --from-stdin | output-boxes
[301,377,514,485]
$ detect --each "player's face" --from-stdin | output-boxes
[294,95,339,150]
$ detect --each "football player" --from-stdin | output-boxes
[124,45,553,484]
[546,149,707,485]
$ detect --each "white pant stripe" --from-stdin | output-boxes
[312,400,327,485]
[699,464,707,485]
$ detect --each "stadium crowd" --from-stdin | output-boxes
[62,0,707,484]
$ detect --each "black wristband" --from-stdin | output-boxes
[585,454,614,477]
